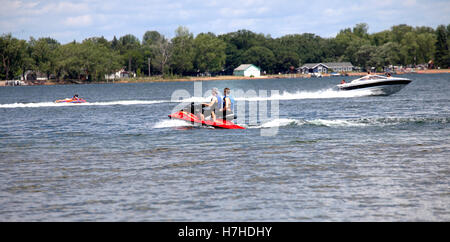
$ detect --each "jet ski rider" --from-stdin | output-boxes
[73,94,79,100]
[200,88,222,122]
[219,87,235,121]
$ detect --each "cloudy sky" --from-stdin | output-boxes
[1,0,449,43]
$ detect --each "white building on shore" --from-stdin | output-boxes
[233,64,261,77]
[298,62,354,74]
[105,68,136,80]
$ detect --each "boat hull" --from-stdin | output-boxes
[338,79,411,96]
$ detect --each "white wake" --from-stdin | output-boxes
[153,119,193,128]
[0,88,373,109]
[235,88,373,101]
[0,100,167,108]
[247,118,369,129]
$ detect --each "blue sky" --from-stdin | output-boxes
[1,0,449,43]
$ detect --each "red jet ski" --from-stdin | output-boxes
[168,103,245,129]
[55,98,87,103]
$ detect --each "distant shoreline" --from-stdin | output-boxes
[1,69,449,86]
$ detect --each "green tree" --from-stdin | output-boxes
[354,44,377,70]
[391,24,414,43]
[111,36,119,50]
[219,30,268,73]
[353,23,369,39]
[219,30,266,51]
[4,22,450,81]
[345,38,371,65]
[0,34,26,80]
[154,36,171,75]
[334,28,358,60]
[54,41,81,80]
[117,34,141,72]
[295,33,328,63]
[221,41,242,74]
[169,26,195,75]
[446,24,450,67]
[435,25,449,68]
[142,31,171,75]
[143,31,163,46]
[372,42,401,68]
[18,39,34,80]
[241,46,275,74]
[400,32,419,65]
[30,37,60,79]
[275,50,300,73]
[84,36,110,48]
[370,30,391,46]
[416,32,436,64]
[81,39,121,81]
[193,33,226,73]
[55,40,120,82]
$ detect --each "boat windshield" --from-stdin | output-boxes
[357,75,388,81]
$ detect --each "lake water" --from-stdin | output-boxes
[0,74,448,221]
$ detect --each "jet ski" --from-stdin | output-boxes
[55,98,87,103]
[337,75,412,96]
[168,103,245,129]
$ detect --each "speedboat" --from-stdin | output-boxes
[168,103,245,129]
[55,98,87,103]
[337,75,412,96]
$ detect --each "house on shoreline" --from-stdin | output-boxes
[298,62,354,74]
[20,70,49,81]
[16,70,51,85]
[233,64,261,77]
[105,68,137,80]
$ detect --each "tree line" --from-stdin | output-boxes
[1,23,449,81]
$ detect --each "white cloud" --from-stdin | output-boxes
[41,1,90,14]
[219,8,248,17]
[403,0,417,7]
[3,0,39,10]
[64,15,93,27]
[1,0,40,17]
[49,30,80,40]
[1,0,449,43]
[323,8,343,17]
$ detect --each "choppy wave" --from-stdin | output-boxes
[356,117,450,125]
[153,119,194,129]
[247,118,367,128]
[0,100,167,108]
[249,117,450,129]
[152,116,449,129]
